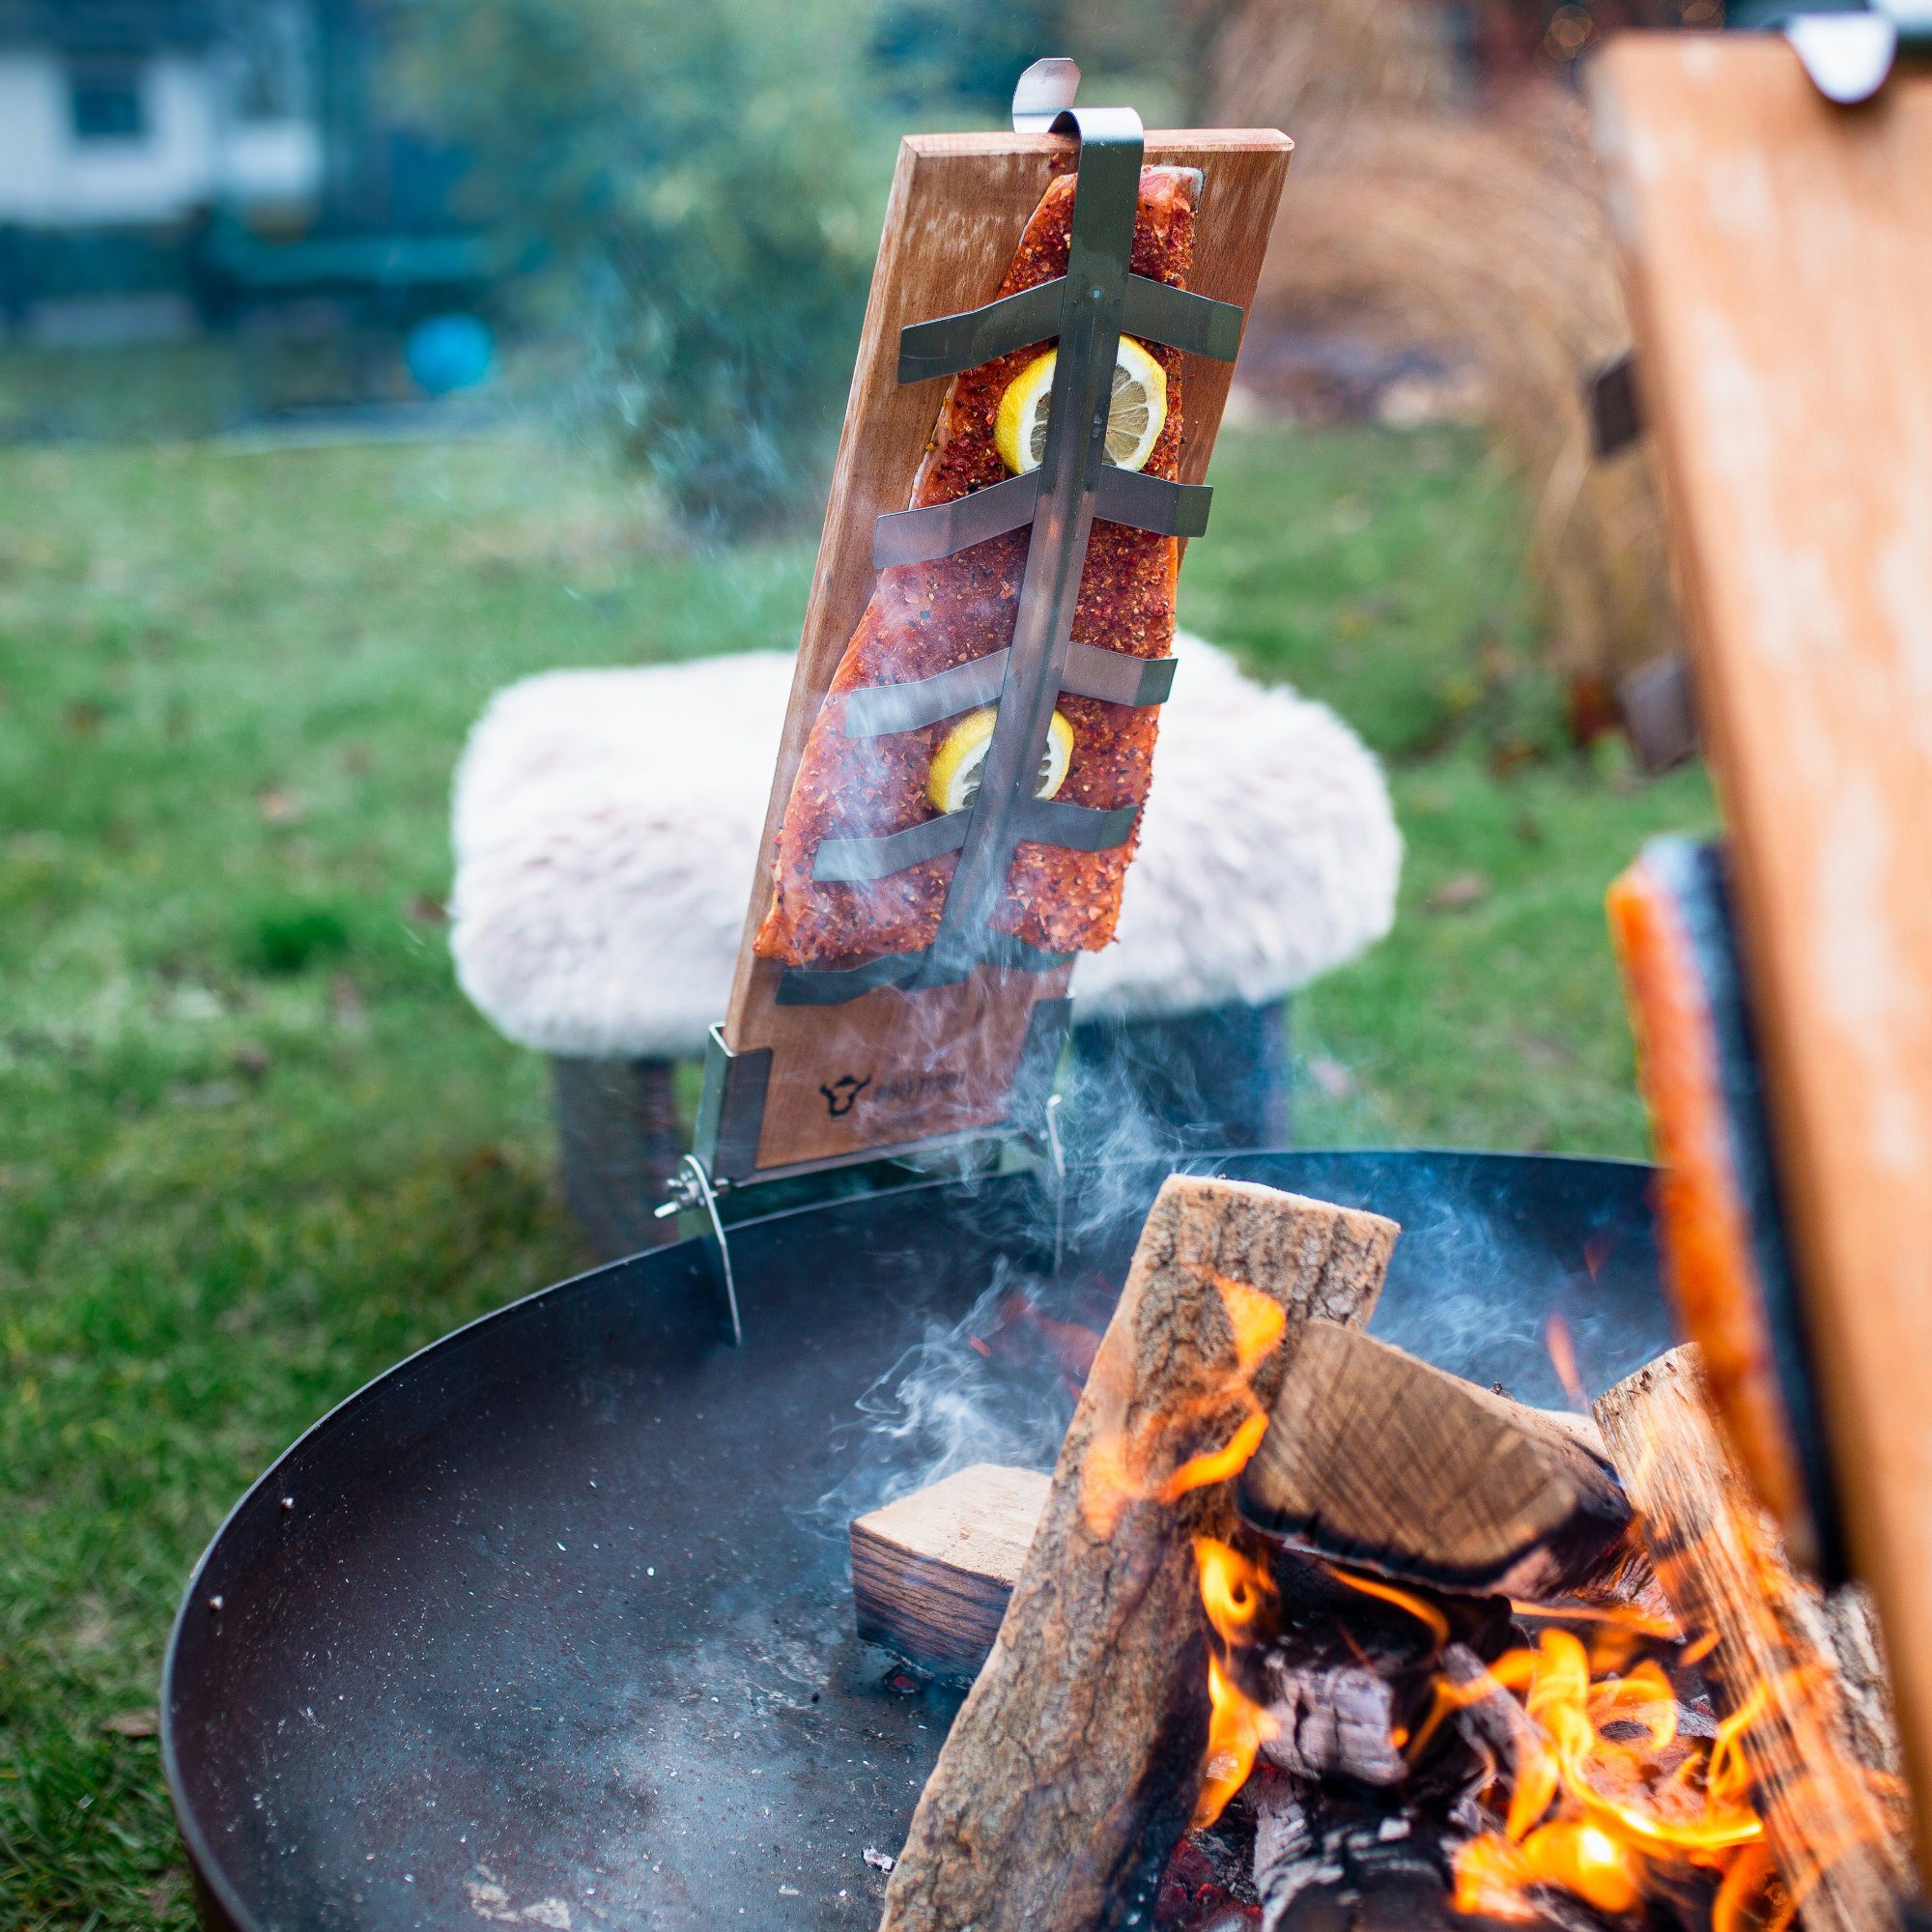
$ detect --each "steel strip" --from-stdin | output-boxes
[1092,465,1212,537]
[839,652,1010,738]
[1019,798,1138,852]
[872,471,1041,569]
[772,926,1075,1009]
[922,103,1148,986]
[774,949,930,1007]
[839,639,1171,738]
[896,278,1065,384]
[980,933,1078,972]
[1122,274,1244,361]
[811,812,969,884]
[1060,640,1176,707]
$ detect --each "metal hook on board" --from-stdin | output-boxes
[1043,1090,1068,1280]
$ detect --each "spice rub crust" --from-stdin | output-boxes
[754,166,1196,969]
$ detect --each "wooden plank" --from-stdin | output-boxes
[721,128,1291,1177]
[850,1463,1049,1678]
[1238,1320,1631,1598]
[1588,35,1932,1859]
[1594,1348,1913,1929]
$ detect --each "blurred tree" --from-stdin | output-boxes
[871,0,1065,114]
[390,0,894,531]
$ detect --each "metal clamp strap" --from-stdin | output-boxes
[811,794,1132,884]
[897,278,1065,384]
[1770,0,1932,101]
[1122,274,1243,362]
[896,272,1242,384]
[812,810,968,882]
[1021,798,1137,850]
[1064,639,1176,707]
[874,464,1208,569]
[840,639,1177,739]
[874,471,1040,568]
[841,654,1014,737]
[1094,467,1212,538]
[776,929,1075,1008]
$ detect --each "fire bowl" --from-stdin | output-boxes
[162,1150,1670,1932]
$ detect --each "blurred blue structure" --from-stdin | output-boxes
[405,311,492,395]
[0,0,495,355]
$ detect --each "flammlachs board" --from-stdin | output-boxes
[707,126,1291,1182]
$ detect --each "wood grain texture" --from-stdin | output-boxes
[880,1177,1395,1932]
[1594,1347,1913,1930]
[850,1463,1049,1678]
[722,128,1291,1177]
[1588,36,1932,1861]
[1240,1321,1631,1598]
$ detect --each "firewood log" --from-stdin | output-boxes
[1594,1346,1914,1932]
[1239,1322,1632,1599]
[850,1463,1050,1676]
[880,1177,1399,1932]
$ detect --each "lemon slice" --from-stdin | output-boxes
[993,338,1168,476]
[928,706,1076,813]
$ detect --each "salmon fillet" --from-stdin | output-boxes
[753,166,1196,971]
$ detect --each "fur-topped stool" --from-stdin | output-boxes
[451,635,1400,1256]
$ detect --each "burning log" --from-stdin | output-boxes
[1238,1322,1633,1599]
[1593,1346,1914,1932]
[880,1177,1399,1932]
[850,1463,1050,1676]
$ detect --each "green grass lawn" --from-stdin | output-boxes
[0,412,1712,1927]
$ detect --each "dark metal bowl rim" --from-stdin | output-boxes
[157,1144,1655,1932]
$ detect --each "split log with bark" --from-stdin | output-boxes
[1594,1345,1914,1932]
[878,1176,1400,1932]
[1239,1321,1632,1598]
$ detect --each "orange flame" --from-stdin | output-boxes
[1182,1538,1275,1824]
[1198,1534,1274,1638]
[1197,1651,1278,1831]
[1156,1411,1271,1505]
[1079,1261,1284,1538]
[1440,1624,1775,1923]
[1191,1266,1288,1374]
[1192,1538,1279,1829]
[1323,1561,1451,1652]
[1544,1312,1588,1413]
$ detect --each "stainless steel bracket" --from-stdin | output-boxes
[652,1151,743,1347]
